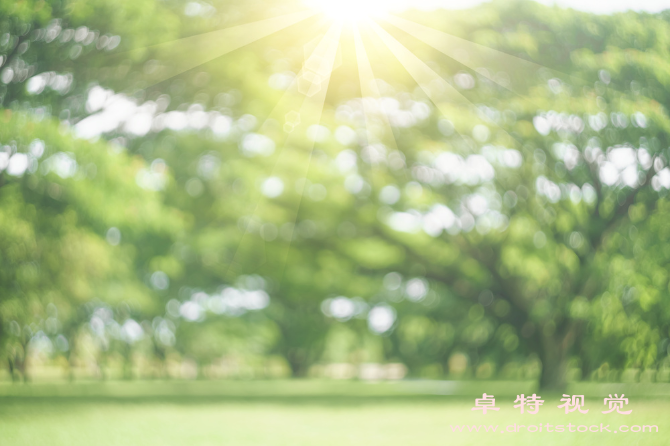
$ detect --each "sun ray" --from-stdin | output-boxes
[254,23,338,137]
[352,24,400,151]
[368,19,530,196]
[228,22,343,278]
[221,23,336,277]
[367,20,487,132]
[383,15,580,95]
[116,10,316,88]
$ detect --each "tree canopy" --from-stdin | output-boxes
[1,0,670,389]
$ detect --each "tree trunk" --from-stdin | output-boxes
[14,352,29,382]
[66,340,76,382]
[539,323,577,391]
[539,334,569,391]
[15,340,30,382]
[7,358,16,382]
[122,344,133,380]
[286,348,308,377]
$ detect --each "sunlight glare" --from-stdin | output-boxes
[307,0,391,22]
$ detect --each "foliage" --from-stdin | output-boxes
[1,0,670,389]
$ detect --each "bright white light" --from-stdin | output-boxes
[330,296,355,321]
[306,0,392,21]
[261,177,284,198]
[368,304,396,334]
[121,319,144,343]
[6,153,29,176]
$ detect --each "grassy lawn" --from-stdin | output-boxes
[0,381,668,445]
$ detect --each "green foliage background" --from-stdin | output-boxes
[1,0,670,390]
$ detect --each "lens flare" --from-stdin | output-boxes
[306,0,391,22]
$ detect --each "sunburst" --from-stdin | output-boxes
[113,1,561,274]
[306,0,394,22]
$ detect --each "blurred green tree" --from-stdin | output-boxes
[0,112,181,380]
[2,0,670,391]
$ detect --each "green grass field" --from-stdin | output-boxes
[1,381,668,445]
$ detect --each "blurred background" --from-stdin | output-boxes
[2,0,670,443]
